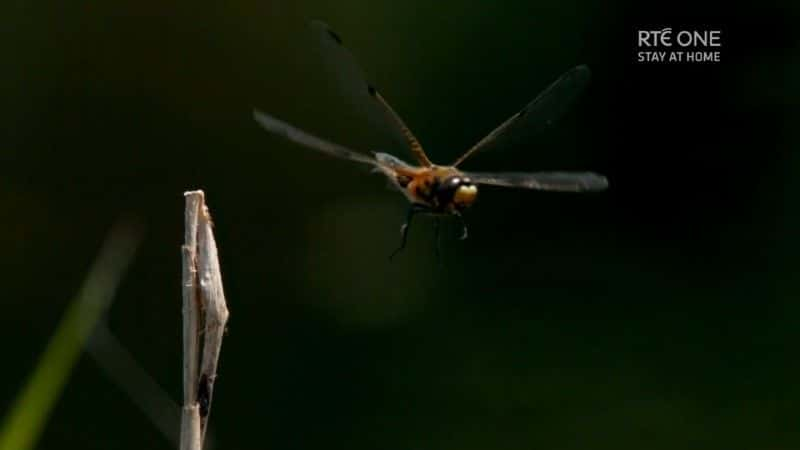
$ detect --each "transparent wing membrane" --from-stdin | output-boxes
[253,109,378,166]
[374,152,414,170]
[310,20,433,166]
[453,65,591,167]
[464,171,608,192]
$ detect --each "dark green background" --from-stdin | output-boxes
[3,0,800,448]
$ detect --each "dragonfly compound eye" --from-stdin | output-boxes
[437,176,477,210]
[453,184,477,209]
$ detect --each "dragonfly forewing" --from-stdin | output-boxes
[464,170,608,192]
[310,20,433,167]
[453,65,591,167]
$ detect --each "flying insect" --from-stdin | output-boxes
[254,21,608,258]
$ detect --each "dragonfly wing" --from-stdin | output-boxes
[253,109,378,167]
[310,20,432,166]
[453,65,591,167]
[464,171,608,192]
[374,152,414,170]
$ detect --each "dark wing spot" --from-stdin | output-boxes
[326,28,343,45]
[367,84,377,96]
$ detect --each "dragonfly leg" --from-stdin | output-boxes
[454,211,469,240]
[389,205,425,260]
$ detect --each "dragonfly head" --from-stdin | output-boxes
[437,176,478,211]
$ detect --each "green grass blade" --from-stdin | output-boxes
[0,223,142,450]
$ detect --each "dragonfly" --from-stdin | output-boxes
[254,20,608,259]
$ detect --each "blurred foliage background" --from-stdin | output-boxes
[2,0,800,448]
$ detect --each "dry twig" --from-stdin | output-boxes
[180,191,230,450]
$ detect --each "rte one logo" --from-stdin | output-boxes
[636,28,722,63]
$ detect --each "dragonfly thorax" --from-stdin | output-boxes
[403,167,477,213]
